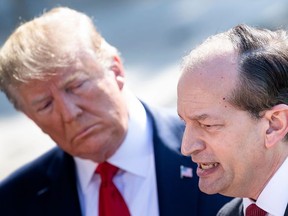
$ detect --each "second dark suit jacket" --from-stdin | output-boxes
[217,197,288,216]
[0,103,232,216]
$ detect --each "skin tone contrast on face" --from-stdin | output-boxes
[11,53,129,163]
[177,39,280,199]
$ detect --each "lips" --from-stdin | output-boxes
[195,162,220,177]
[198,162,219,170]
[72,124,98,143]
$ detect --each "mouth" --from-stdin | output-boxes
[72,124,98,143]
[198,162,219,170]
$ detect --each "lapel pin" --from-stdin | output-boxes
[180,165,193,179]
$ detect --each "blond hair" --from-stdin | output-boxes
[0,7,119,103]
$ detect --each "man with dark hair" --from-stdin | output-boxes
[177,24,288,215]
[0,6,231,216]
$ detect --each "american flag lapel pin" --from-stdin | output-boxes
[180,165,193,179]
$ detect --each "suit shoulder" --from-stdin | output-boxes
[0,147,80,215]
[143,103,184,134]
[143,103,185,149]
[0,147,64,193]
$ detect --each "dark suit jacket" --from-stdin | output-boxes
[217,197,288,216]
[0,104,231,216]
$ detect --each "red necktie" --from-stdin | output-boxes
[246,204,267,216]
[96,162,130,216]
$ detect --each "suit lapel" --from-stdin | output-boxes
[153,136,200,216]
[217,198,243,216]
[284,204,288,216]
[143,104,201,216]
[36,149,82,216]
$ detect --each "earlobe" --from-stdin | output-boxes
[265,104,288,148]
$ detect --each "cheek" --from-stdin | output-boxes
[85,86,117,109]
[208,127,249,163]
[222,126,264,169]
[35,118,66,143]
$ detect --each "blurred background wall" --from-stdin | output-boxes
[1,0,288,180]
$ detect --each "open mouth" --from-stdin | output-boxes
[199,162,219,170]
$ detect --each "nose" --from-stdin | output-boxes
[56,94,83,123]
[181,125,205,156]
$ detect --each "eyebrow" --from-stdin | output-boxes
[178,113,210,121]
[31,94,51,106]
[192,114,209,121]
[61,72,85,86]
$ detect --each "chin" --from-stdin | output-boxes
[199,182,221,195]
[200,188,218,195]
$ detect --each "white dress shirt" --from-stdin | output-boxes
[243,157,288,216]
[74,93,159,216]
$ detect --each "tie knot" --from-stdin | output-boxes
[246,204,267,216]
[96,162,118,182]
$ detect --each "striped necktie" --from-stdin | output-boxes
[246,204,267,216]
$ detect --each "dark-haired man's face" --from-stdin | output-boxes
[177,45,268,198]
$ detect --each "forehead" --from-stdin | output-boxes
[8,68,82,102]
[42,51,101,79]
[177,38,239,116]
[10,53,103,92]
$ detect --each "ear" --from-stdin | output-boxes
[110,56,125,90]
[264,104,288,148]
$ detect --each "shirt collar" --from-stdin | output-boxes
[74,93,153,193]
[243,157,288,216]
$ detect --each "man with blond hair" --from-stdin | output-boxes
[0,7,230,216]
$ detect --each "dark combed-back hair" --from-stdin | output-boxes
[228,24,288,120]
